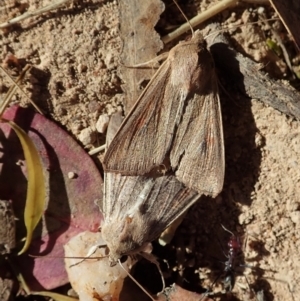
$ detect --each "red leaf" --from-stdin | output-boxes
[0,105,103,290]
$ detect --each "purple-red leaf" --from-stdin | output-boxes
[0,105,103,290]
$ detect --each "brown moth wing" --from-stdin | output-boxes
[103,31,215,181]
[103,59,172,174]
[102,173,199,263]
[171,75,224,197]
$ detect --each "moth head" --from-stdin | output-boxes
[101,215,151,264]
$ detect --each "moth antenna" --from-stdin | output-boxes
[68,242,109,267]
[172,0,194,35]
[69,252,111,267]
[117,259,157,301]
[29,254,109,260]
[29,242,109,268]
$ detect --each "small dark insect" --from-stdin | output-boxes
[218,227,296,301]
[200,225,249,300]
[221,224,243,292]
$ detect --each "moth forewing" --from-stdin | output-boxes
[103,30,224,197]
[103,60,172,174]
[171,73,224,197]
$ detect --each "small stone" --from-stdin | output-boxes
[257,6,265,15]
[71,121,83,133]
[88,100,101,113]
[255,132,264,148]
[290,212,300,224]
[96,114,109,133]
[15,160,24,166]
[68,172,77,179]
[104,52,116,70]
[78,127,96,145]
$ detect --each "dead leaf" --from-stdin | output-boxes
[0,105,103,290]
[0,118,46,255]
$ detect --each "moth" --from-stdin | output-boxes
[103,30,225,198]
[101,113,199,264]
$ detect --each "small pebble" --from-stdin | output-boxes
[68,172,77,179]
[290,211,300,224]
[88,100,101,113]
[257,7,265,15]
[15,160,24,166]
[96,114,109,133]
[78,127,96,145]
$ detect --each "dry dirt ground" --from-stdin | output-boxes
[1,0,300,301]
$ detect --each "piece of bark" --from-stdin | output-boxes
[269,0,300,50]
[0,277,14,301]
[205,24,300,120]
[0,200,15,255]
[118,0,165,112]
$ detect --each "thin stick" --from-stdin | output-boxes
[221,224,235,237]
[118,259,156,301]
[172,0,194,35]
[162,0,239,44]
[203,18,279,41]
[0,0,72,29]
[88,144,106,155]
[0,65,30,116]
[0,65,44,115]
[260,16,295,78]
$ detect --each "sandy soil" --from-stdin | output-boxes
[1,0,300,300]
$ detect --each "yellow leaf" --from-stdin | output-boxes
[2,119,46,254]
[31,291,79,301]
[15,268,78,301]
